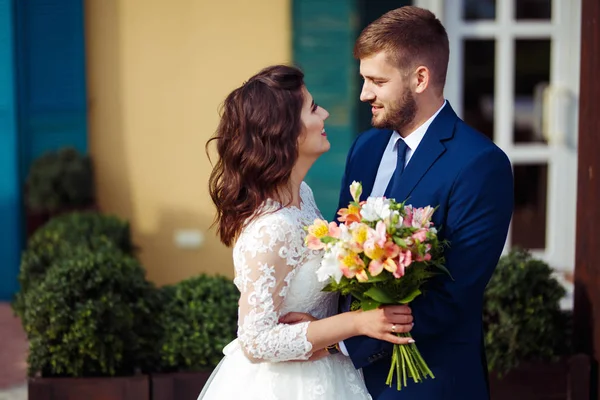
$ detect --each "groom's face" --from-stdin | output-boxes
[359,51,417,134]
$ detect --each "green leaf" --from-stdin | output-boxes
[366,272,389,283]
[360,298,381,311]
[398,288,422,303]
[432,261,453,279]
[393,237,408,248]
[363,287,395,304]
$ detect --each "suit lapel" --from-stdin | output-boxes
[359,129,393,197]
[391,103,458,203]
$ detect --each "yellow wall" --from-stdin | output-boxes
[85,0,291,285]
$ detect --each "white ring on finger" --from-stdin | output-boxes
[391,324,396,333]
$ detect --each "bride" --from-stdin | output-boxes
[199,65,414,400]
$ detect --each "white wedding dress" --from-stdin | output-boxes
[198,182,371,400]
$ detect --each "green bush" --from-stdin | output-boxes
[22,245,162,377]
[12,212,135,318]
[26,147,95,213]
[483,248,571,376]
[157,274,239,372]
[28,211,135,254]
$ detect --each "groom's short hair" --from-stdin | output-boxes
[354,6,449,93]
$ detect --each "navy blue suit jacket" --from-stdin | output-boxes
[337,103,514,399]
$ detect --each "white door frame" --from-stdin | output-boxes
[415,0,581,308]
[416,0,581,270]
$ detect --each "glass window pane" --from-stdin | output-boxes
[511,164,548,250]
[516,0,552,20]
[463,0,496,21]
[514,39,551,143]
[463,40,495,141]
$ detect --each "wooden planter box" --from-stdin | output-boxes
[489,358,573,400]
[150,371,213,400]
[28,375,149,400]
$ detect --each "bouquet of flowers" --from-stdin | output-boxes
[305,181,449,390]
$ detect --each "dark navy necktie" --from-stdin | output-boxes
[384,138,408,197]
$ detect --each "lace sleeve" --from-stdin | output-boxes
[234,212,313,363]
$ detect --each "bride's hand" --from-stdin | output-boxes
[279,312,317,324]
[354,305,415,345]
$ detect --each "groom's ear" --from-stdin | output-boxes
[413,65,430,94]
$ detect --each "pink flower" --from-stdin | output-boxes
[385,241,400,257]
[341,266,355,279]
[368,259,384,276]
[412,228,428,243]
[306,234,325,250]
[384,258,399,273]
[403,205,414,227]
[369,258,399,277]
[393,251,413,278]
[416,253,432,262]
[365,221,387,249]
[366,238,400,277]
[356,269,369,282]
[338,205,362,224]
[305,220,342,250]
[412,206,435,228]
[328,222,341,238]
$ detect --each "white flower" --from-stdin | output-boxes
[316,243,344,283]
[338,223,352,242]
[360,196,392,222]
[349,181,363,203]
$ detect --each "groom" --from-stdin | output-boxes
[336,6,514,400]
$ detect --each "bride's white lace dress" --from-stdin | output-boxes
[198,182,371,400]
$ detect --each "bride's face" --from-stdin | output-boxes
[297,86,330,161]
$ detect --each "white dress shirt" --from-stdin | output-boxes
[370,100,447,197]
[338,100,447,357]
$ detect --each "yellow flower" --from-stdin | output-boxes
[351,223,369,245]
[338,203,362,224]
[308,219,329,239]
[364,244,384,261]
[340,252,365,270]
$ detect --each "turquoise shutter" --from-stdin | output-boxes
[0,0,20,300]
[0,0,88,300]
[293,0,359,219]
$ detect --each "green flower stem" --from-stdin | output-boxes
[386,333,436,390]
[397,345,403,390]
[400,344,419,383]
[386,346,397,386]
[401,344,407,388]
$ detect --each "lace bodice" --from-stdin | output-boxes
[233,182,339,363]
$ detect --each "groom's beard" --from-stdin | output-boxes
[371,88,417,135]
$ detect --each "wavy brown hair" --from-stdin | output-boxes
[207,65,306,247]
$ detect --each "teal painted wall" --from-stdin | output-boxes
[15,0,88,183]
[0,0,21,301]
[293,0,412,218]
[293,0,360,219]
[356,0,412,132]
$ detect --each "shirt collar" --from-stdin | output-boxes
[393,100,447,150]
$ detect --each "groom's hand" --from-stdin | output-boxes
[279,312,317,324]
